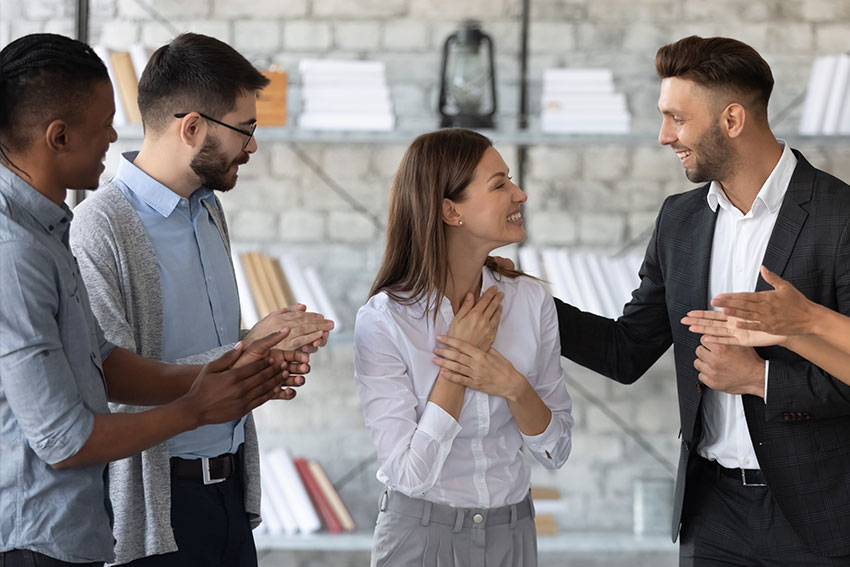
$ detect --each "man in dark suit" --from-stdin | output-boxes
[556,36,850,565]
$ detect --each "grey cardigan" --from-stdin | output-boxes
[69,183,261,565]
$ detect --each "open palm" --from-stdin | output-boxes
[681,310,786,347]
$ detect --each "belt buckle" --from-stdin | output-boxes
[201,457,226,485]
[741,469,766,487]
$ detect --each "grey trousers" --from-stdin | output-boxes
[371,489,538,567]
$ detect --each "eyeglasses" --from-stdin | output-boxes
[173,112,257,150]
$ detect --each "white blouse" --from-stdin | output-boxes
[354,267,573,508]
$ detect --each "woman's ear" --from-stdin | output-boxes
[442,198,462,226]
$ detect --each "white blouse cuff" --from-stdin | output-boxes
[420,401,464,443]
[520,412,561,458]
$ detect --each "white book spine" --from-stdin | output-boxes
[231,252,260,328]
[278,255,318,310]
[799,55,839,135]
[303,267,339,332]
[267,448,321,534]
[822,54,850,135]
[260,452,299,535]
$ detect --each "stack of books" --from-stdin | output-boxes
[258,448,356,536]
[93,44,151,127]
[540,68,631,134]
[298,59,395,131]
[799,53,850,135]
[232,251,339,329]
[519,246,642,320]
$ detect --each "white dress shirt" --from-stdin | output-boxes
[698,141,797,470]
[354,267,574,508]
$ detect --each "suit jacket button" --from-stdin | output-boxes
[696,382,702,393]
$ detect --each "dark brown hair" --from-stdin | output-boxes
[369,128,525,311]
[138,33,270,133]
[656,35,773,118]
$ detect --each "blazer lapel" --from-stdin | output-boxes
[689,195,718,310]
[758,150,814,290]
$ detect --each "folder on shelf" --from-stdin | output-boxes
[110,51,142,124]
[232,252,260,328]
[294,457,343,533]
[257,69,287,127]
[799,55,839,135]
[93,45,127,127]
[260,452,298,535]
[309,459,356,532]
[266,448,321,534]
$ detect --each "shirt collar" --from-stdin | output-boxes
[115,151,215,217]
[0,163,73,241]
[706,140,797,215]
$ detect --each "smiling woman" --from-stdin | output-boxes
[353,128,574,567]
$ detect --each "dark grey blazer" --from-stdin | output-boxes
[556,150,850,557]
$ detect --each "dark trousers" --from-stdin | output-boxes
[0,550,101,567]
[123,463,257,567]
[679,456,850,566]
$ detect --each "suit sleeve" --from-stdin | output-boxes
[556,199,674,384]
[763,215,850,420]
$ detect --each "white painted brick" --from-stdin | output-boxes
[627,211,661,242]
[234,150,269,179]
[371,143,409,178]
[212,0,307,18]
[572,434,625,463]
[279,210,327,242]
[90,0,116,19]
[409,0,506,18]
[24,0,69,20]
[233,20,280,53]
[230,209,278,241]
[217,178,298,213]
[815,23,850,53]
[390,84,428,118]
[582,146,630,181]
[631,146,680,182]
[334,21,381,51]
[313,0,407,18]
[382,20,430,51]
[268,143,310,180]
[527,146,581,180]
[529,22,575,53]
[328,211,378,242]
[43,17,75,37]
[320,146,374,181]
[10,20,43,41]
[798,0,850,22]
[98,20,139,49]
[588,0,678,23]
[614,180,664,211]
[184,20,231,43]
[622,23,673,53]
[140,22,176,48]
[634,396,680,433]
[117,0,209,19]
[766,23,814,52]
[283,20,332,52]
[577,212,626,246]
[684,0,777,22]
[526,211,577,246]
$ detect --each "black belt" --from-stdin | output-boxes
[171,446,242,485]
[699,455,767,487]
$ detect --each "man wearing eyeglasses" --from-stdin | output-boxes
[68,33,334,567]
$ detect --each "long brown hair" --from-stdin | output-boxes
[369,128,525,311]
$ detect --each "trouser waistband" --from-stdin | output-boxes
[380,488,534,533]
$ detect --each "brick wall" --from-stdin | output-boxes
[4,0,850,535]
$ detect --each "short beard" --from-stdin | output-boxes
[189,135,247,192]
[685,122,735,184]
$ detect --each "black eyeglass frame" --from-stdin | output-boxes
[173,112,257,150]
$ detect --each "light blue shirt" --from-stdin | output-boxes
[0,164,116,562]
[112,152,244,459]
